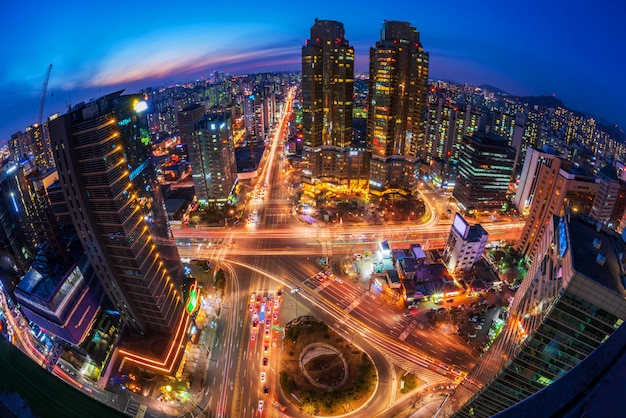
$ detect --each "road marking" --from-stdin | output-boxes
[399,320,418,341]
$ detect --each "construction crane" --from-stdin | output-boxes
[37,64,53,127]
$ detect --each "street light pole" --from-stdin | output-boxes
[291,287,301,320]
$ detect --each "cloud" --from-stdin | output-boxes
[53,24,301,89]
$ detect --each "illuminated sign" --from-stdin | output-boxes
[186,281,199,314]
[558,217,568,258]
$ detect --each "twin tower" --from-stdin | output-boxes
[301,19,429,198]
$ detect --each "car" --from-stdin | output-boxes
[253,320,259,328]
[274,299,279,309]
[451,368,463,376]
[467,332,477,338]
[251,332,256,341]
[263,385,269,394]
[277,289,282,297]
[260,372,266,383]
[446,298,454,303]
[250,293,256,303]
[253,310,258,319]
[258,400,264,412]
[407,304,418,310]
[273,401,287,412]
[469,317,478,322]
[319,271,328,278]
[334,277,344,284]
[316,273,325,282]
[249,304,253,311]
[273,312,278,320]
[263,357,268,366]
[264,344,269,353]
[353,253,362,261]
[264,329,270,338]
[265,319,271,326]
[262,296,267,303]
[475,324,483,330]
[325,270,333,277]
[439,363,450,371]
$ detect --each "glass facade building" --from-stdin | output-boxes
[452,214,626,417]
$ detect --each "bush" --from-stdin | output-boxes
[400,373,417,393]
[214,269,226,292]
[280,371,296,394]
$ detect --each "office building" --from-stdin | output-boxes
[367,20,429,196]
[451,213,626,417]
[453,132,515,214]
[442,213,488,273]
[14,259,100,347]
[48,91,187,373]
[302,19,363,192]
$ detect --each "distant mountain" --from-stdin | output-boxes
[598,124,626,143]
[460,82,623,141]
[478,84,511,95]
[510,95,566,110]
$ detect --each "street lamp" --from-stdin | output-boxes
[291,287,301,319]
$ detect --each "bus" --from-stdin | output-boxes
[259,303,266,322]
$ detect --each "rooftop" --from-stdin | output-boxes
[569,217,626,297]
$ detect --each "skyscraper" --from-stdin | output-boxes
[301,19,359,191]
[48,91,185,337]
[451,213,626,417]
[517,157,597,262]
[453,132,515,214]
[180,105,238,205]
[367,20,429,196]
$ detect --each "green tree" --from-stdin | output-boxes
[400,373,417,393]
[214,269,226,292]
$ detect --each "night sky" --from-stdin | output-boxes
[1,0,625,142]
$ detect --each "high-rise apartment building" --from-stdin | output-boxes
[589,164,621,226]
[453,132,515,214]
[517,158,597,261]
[367,20,429,196]
[513,146,560,215]
[451,213,626,417]
[180,105,238,205]
[243,93,264,140]
[9,122,55,171]
[48,91,185,338]
[302,19,363,192]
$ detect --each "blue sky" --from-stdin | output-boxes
[1,0,625,142]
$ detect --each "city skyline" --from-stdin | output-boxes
[2,0,625,142]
